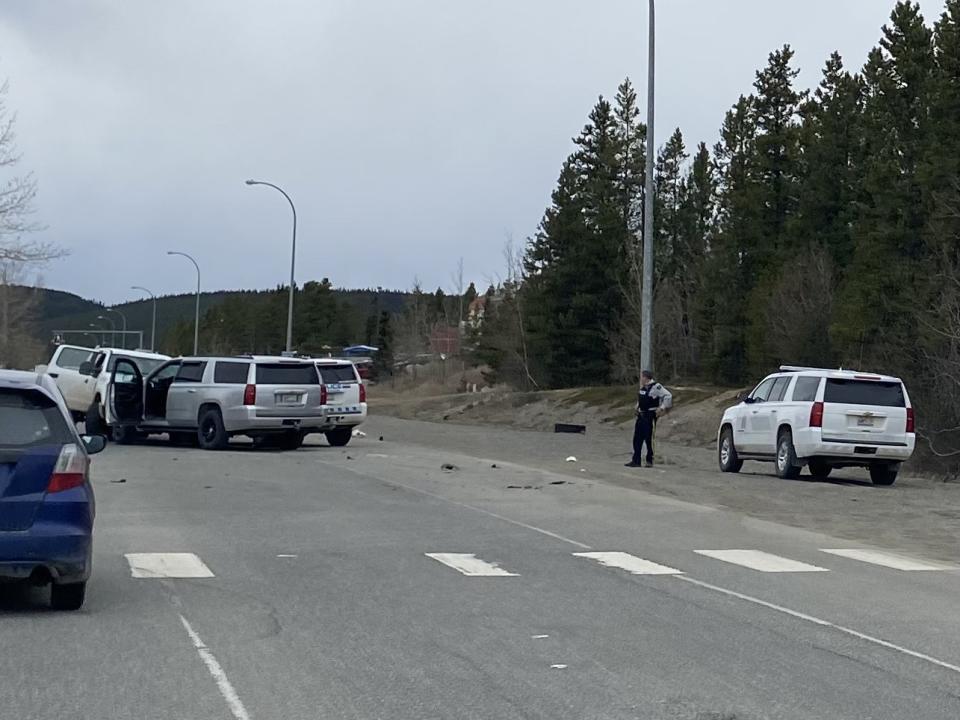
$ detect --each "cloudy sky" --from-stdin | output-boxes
[0,0,924,303]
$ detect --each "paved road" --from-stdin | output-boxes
[3,418,960,719]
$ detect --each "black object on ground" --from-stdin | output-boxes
[554,423,586,434]
[441,463,458,471]
[110,478,127,484]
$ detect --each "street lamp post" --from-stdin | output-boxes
[96,315,115,347]
[167,251,201,355]
[245,179,297,353]
[106,308,127,349]
[640,0,656,374]
[131,286,157,351]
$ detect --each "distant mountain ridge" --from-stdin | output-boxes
[27,285,411,349]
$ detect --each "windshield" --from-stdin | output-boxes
[109,355,166,376]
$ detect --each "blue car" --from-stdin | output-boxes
[0,370,106,610]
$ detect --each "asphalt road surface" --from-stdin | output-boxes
[3,417,960,720]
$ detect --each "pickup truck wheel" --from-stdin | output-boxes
[776,430,802,479]
[85,401,105,436]
[113,425,138,445]
[808,459,832,479]
[870,464,898,486]
[718,427,743,473]
[197,408,228,450]
[325,427,352,447]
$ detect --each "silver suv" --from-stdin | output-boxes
[108,355,328,450]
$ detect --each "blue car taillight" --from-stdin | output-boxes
[47,444,89,493]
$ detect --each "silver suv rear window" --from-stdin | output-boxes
[823,379,905,407]
[318,365,357,384]
[255,363,319,385]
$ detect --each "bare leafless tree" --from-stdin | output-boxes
[0,75,66,367]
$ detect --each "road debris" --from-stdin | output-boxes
[352,429,366,438]
[441,463,458,471]
[110,478,127,484]
[549,480,567,485]
[565,456,577,462]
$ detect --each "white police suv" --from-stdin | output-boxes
[717,366,915,485]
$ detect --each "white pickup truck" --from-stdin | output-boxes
[41,344,170,428]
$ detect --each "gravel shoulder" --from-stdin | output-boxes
[365,412,960,563]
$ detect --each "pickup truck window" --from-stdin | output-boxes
[55,347,93,370]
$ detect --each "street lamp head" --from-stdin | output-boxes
[245,179,257,186]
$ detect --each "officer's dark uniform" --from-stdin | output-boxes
[631,378,673,466]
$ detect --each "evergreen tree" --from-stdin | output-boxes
[834,1,934,365]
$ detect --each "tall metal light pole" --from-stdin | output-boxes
[640,0,656,374]
[245,179,297,353]
[96,315,115,346]
[106,308,127,349]
[167,251,201,355]
[131,286,157,351]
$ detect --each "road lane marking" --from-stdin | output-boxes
[695,549,829,573]
[676,575,960,676]
[276,554,298,558]
[532,634,549,639]
[550,664,568,669]
[125,553,215,579]
[819,548,951,571]
[178,615,252,720]
[379,478,592,549]
[425,553,518,576]
[574,551,682,575]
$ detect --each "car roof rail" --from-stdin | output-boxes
[778,365,825,372]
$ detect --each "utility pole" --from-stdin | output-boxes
[246,180,297,353]
[132,286,157,351]
[640,0,656,373]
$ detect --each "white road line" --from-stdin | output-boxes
[425,553,518,576]
[179,615,252,720]
[574,551,682,575]
[820,548,951,571]
[125,552,215,579]
[695,549,829,573]
[676,575,960,676]
[379,478,592,549]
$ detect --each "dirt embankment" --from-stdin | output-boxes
[372,381,742,449]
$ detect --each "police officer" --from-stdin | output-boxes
[626,369,673,468]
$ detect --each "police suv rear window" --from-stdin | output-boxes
[318,365,357,384]
[255,363,319,385]
[824,379,905,407]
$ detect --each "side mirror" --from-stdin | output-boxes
[742,396,755,405]
[78,361,94,376]
[81,434,107,455]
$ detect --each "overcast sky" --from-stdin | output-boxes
[0,0,929,304]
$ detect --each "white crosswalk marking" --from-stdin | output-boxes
[125,552,215,578]
[425,553,518,576]
[695,549,829,573]
[573,551,682,575]
[820,548,951,571]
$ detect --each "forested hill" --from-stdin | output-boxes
[30,284,411,354]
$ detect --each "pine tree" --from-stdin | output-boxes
[834,1,934,366]
[701,95,758,382]
[792,52,863,271]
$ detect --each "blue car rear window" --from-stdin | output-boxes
[0,388,73,449]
